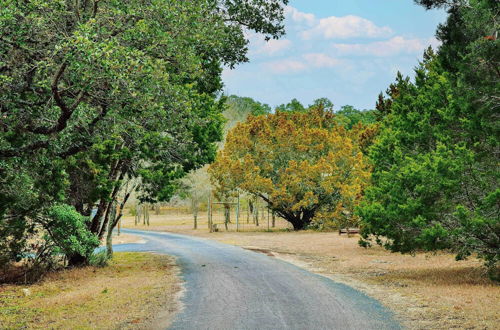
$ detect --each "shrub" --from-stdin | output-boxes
[42,204,100,265]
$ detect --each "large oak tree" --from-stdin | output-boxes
[209,108,372,230]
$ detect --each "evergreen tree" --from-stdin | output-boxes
[359,0,499,278]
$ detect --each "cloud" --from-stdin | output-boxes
[265,53,341,73]
[245,30,292,56]
[285,6,316,26]
[265,59,307,73]
[303,53,341,68]
[332,36,440,57]
[301,15,393,40]
[258,39,292,55]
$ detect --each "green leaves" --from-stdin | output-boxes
[1,0,288,267]
[44,204,99,262]
[210,107,372,230]
[359,3,499,276]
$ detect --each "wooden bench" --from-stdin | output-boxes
[338,228,360,237]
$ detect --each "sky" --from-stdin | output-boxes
[222,0,447,110]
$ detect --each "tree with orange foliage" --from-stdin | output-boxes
[208,107,372,230]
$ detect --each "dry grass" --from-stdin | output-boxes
[123,208,293,232]
[123,212,499,330]
[0,253,181,329]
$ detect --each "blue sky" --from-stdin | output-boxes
[222,0,447,110]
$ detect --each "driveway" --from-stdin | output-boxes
[115,229,401,330]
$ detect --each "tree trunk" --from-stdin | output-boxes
[247,201,250,223]
[104,201,118,257]
[272,211,276,228]
[291,220,307,230]
[106,190,132,258]
[224,205,230,231]
[106,226,113,258]
[254,204,259,226]
[98,199,117,240]
[248,200,253,224]
[275,210,314,231]
[289,211,314,230]
[135,203,140,225]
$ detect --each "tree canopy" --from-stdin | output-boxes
[209,107,372,230]
[0,0,289,267]
[359,0,499,277]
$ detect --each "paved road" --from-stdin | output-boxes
[115,229,401,330]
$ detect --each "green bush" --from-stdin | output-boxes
[43,204,100,264]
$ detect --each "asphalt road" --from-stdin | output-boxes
[116,229,401,330]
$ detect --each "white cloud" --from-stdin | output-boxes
[332,36,440,57]
[301,15,393,40]
[266,59,307,73]
[265,53,341,73]
[285,6,316,26]
[303,53,341,68]
[258,39,292,55]
[245,30,292,56]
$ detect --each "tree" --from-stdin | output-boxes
[275,98,306,113]
[335,105,377,129]
[359,0,499,278]
[209,107,371,230]
[181,167,212,230]
[223,95,272,135]
[226,95,271,117]
[310,98,334,109]
[358,48,499,278]
[0,0,289,266]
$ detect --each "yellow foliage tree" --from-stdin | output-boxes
[208,107,372,230]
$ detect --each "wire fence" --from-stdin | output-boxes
[124,203,293,232]
[207,203,292,232]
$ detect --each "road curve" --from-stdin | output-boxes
[115,229,401,330]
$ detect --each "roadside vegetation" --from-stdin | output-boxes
[0,252,180,329]
[0,0,289,275]
[209,107,374,230]
[0,0,498,328]
[206,0,499,279]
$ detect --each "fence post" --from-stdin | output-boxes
[236,193,240,232]
[267,207,270,231]
[208,192,212,233]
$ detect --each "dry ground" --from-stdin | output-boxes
[0,253,181,329]
[123,211,500,330]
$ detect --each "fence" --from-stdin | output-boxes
[125,200,292,232]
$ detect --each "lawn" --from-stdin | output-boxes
[0,253,180,329]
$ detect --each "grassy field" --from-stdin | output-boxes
[0,253,180,329]
[123,210,499,330]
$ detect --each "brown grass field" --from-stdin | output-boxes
[123,209,499,330]
[0,253,180,329]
